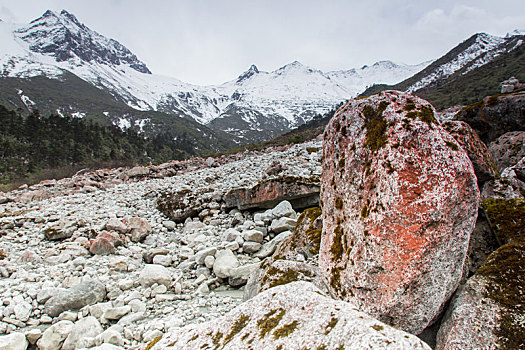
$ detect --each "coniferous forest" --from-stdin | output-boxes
[0,105,187,188]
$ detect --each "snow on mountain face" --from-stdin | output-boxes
[16,10,150,73]
[0,9,430,139]
[406,33,522,93]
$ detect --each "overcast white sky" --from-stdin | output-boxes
[1,0,524,85]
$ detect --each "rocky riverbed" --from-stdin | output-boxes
[0,141,322,349]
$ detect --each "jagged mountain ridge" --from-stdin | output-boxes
[360,30,525,109]
[0,10,429,142]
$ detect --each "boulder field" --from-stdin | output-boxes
[1,90,524,350]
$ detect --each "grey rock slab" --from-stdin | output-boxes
[242,241,262,254]
[271,200,296,219]
[243,229,264,243]
[270,217,297,234]
[44,279,107,317]
[195,247,217,265]
[104,306,131,321]
[253,230,293,259]
[228,263,260,287]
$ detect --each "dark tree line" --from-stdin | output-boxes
[0,105,186,185]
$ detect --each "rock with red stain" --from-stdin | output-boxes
[128,217,152,242]
[319,91,479,334]
[443,120,499,185]
[89,232,123,255]
[223,176,320,211]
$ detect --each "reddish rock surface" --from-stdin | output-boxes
[443,120,498,185]
[223,176,320,210]
[319,91,479,334]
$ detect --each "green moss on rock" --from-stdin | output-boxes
[477,241,525,350]
[273,320,300,339]
[481,198,525,244]
[257,308,286,339]
[363,101,390,152]
[223,314,250,345]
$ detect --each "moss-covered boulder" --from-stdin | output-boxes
[437,241,525,350]
[481,198,525,244]
[149,282,432,350]
[319,91,479,335]
[273,207,322,260]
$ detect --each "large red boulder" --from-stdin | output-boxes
[319,91,479,334]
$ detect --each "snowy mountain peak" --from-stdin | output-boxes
[236,64,259,83]
[506,29,525,38]
[15,9,151,73]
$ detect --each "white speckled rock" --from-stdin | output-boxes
[320,91,479,334]
[148,281,431,350]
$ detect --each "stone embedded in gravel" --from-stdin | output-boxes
[149,281,431,350]
[104,218,127,233]
[319,91,479,334]
[143,248,169,264]
[139,264,172,287]
[243,229,264,243]
[89,235,116,255]
[62,316,104,350]
[195,247,217,265]
[204,255,215,269]
[270,217,297,233]
[128,217,152,242]
[25,328,42,344]
[228,263,260,287]
[37,320,74,350]
[43,221,75,241]
[13,301,32,322]
[152,254,172,266]
[213,249,240,279]
[0,332,28,350]
[242,241,262,253]
[44,279,107,317]
[271,200,296,219]
[104,306,131,321]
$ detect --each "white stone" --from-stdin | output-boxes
[243,229,264,243]
[128,299,146,313]
[139,264,172,287]
[204,255,215,269]
[104,306,131,321]
[213,249,240,279]
[195,247,217,265]
[13,301,31,322]
[62,316,103,350]
[37,320,74,350]
[242,241,262,253]
[270,217,297,233]
[96,328,124,347]
[0,332,28,350]
[271,200,296,219]
[152,254,172,267]
[25,328,42,344]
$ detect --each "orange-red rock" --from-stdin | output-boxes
[319,91,479,334]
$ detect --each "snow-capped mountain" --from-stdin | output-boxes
[0,9,429,142]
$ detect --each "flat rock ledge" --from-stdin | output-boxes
[146,281,431,350]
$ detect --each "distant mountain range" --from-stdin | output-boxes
[0,10,429,144]
[1,10,522,147]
